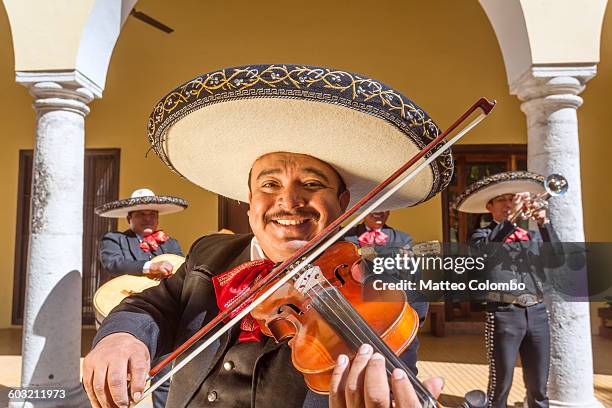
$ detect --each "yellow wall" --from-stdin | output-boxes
[0,0,611,328]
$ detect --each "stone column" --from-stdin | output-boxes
[10,81,94,408]
[512,67,603,408]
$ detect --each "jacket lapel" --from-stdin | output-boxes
[125,230,150,261]
[172,328,236,408]
[175,240,253,407]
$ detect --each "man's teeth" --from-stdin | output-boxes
[275,219,307,226]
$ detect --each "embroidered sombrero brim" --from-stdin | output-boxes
[147,64,453,210]
[453,171,545,213]
[95,196,188,218]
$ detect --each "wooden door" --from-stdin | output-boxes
[441,145,526,321]
[12,149,120,325]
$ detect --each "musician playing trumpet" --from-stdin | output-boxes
[454,171,565,408]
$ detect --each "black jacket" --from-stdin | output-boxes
[469,220,563,297]
[99,230,183,277]
[93,233,324,408]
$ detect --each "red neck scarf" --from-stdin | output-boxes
[212,259,276,343]
[505,226,530,243]
[138,230,170,252]
[358,229,389,247]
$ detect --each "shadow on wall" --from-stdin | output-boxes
[0,384,10,407]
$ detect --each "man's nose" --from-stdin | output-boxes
[278,187,305,209]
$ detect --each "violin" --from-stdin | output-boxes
[138,98,496,407]
[251,240,421,394]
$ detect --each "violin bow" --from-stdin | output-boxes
[134,97,496,405]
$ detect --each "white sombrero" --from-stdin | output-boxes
[95,188,188,218]
[147,64,454,210]
[453,171,545,214]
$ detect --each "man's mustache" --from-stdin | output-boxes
[264,209,320,224]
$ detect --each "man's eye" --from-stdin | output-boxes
[304,181,324,188]
[261,182,278,188]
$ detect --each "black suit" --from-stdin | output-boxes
[98,229,183,408]
[470,220,562,408]
[94,233,321,408]
[99,230,183,278]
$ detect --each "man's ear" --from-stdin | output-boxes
[339,190,350,211]
[247,192,252,217]
[485,201,493,212]
[126,215,132,225]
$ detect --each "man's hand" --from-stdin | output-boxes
[144,261,174,280]
[532,208,549,225]
[329,344,443,408]
[509,192,531,221]
[83,333,150,408]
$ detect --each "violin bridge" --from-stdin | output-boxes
[293,265,326,295]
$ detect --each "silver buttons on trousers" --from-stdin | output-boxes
[223,360,235,371]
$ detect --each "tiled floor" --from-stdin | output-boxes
[0,329,610,407]
[417,334,612,406]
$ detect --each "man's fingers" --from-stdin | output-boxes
[345,344,373,407]
[92,364,112,408]
[390,369,419,408]
[83,362,102,408]
[129,353,150,402]
[107,360,130,408]
[363,353,390,408]
[422,377,444,399]
[391,372,444,408]
[329,354,349,408]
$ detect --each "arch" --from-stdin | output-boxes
[479,0,608,85]
[2,0,138,96]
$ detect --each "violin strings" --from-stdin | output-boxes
[305,272,392,368]
[298,267,434,401]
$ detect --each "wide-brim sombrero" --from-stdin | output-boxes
[453,171,545,213]
[147,64,454,210]
[95,189,188,218]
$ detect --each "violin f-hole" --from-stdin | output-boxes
[278,303,304,316]
[333,264,349,285]
[267,304,302,342]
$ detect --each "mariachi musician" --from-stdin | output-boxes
[83,64,466,408]
[454,171,564,408]
[96,188,187,281]
[95,188,187,408]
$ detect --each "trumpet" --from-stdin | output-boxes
[510,173,568,223]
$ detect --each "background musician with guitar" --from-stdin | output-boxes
[95,188,188,408]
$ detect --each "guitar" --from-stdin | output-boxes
[93,253,185,327]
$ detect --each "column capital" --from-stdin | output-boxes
[510,65,597,115]
[23,81,95,117]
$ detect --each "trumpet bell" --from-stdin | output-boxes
[545,174,568,197]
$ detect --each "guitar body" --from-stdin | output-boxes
[93,253,185,327]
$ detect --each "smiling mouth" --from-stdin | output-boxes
[272,219,311,226]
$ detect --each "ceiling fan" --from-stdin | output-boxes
[130,9,174,34]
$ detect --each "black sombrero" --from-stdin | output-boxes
[453,171,545,213]
[147,64,454,210]
[95,189,188,218]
